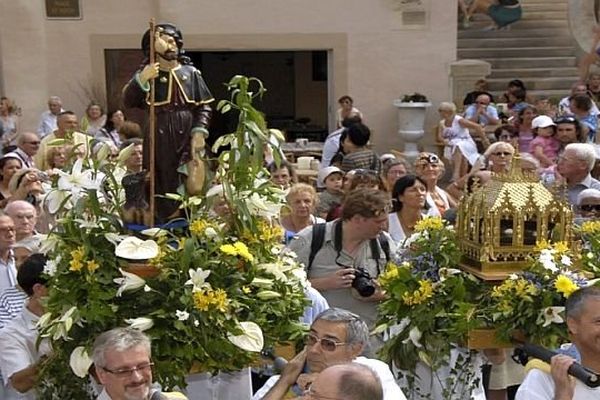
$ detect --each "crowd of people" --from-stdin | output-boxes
[1,65,600,399]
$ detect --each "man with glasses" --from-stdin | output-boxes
[254,308,404,400]
[10,132,40,168]
[556,143,600,204]
[0,253,50,400]
[287,190,394,354]
[93,327,187,400]
[4,201,37,242]
[464,93,500,127]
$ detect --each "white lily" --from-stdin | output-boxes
[44,189,72,215]
[402,326,423,348]
[206,184,224,198]
[57,158,101,196]
[114,268,146,296]
[539,306,565,327]
[175,310,190,321]
[539,251,558,272]
[104,233,125,247]
[116,143,134,165]
[115,237,159,260]
[140,227,169,238]
[227,321,264,352]
[245,192,281,220]
[125,317,154,331]
[438,267,462,282]
[185,268,211,292]
[69,346,93,378]
[43,256,60,276]
[258,263,288,282]
[561,255,572,267]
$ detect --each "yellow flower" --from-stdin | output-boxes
[414,217,444,233]
[234,242,254,262]
[220,244,237,256]
[379,264,400,286]
[86,260,99,273]
[581,220,600,234]
[402,279,434,306]
[190,219,209,236]
[192,288,230,312]
[553,241,570,255]
[242,286,251,294]
[533,239,550,253]
[69,247,85,272]
[193,290,211,311]
[555,275,579,298]
[212,288,229,312]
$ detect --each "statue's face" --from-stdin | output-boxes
[155,32,178,61]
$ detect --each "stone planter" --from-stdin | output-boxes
[393,100,431,161]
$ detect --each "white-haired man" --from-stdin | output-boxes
[36,96,63,138]
[557,143,600,204]
[93,327,187,400]
[4,201,37,242]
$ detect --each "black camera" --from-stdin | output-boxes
[352,268,375,297]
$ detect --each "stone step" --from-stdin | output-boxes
[458,27,570,39]
[458,37,575,48]
[489,89,569,101]
[521,3,567,11]
[466,18,568,29]
[491,67,579,78]
[481,56,577,69]
[485,77,579,91]
[521,10,567,20]
[458,46,575,59]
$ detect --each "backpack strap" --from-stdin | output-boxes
[307,223,327,272]
[369,233,391,275]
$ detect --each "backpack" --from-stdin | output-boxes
[306,222,391,273]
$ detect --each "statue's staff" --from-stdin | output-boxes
[147,18,156,226]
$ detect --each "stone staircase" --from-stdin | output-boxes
[457,0,579,101]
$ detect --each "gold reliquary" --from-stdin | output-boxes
[456,157,574,280]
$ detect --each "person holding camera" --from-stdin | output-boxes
[287,189,394,355]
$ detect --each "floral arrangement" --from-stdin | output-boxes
[36,76,308,398]
[480,240,599,349]
[376,217,483,399]
[578,220,600,275]
[400,92,429,103]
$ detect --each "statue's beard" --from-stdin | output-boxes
[159,50,178,61]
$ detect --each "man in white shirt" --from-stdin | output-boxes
[320,115,362,172]
[516,286,600,399]
[36,96,63,138]
[464,93,500,127]
[558,83,600,117]
[253,308,405,400]
[10,132,40,169]
[0,253,50,400]
[0,216,16,293]
[557,143,600,204]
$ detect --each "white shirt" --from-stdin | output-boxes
[320,127,344,170]
[0,305,51,400]
[37,110,60,139]
[516,368,600,399]
[0,251,17,294]
[252,356,406,400]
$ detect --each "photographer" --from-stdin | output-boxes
[287,189,394,355]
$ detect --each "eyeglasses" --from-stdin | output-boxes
[305,333,348,352]
[102,362,154,378]
[580,204,600,212]
[476,101,490,105]
[416,154,439,165]
[25,141,41,145]
[493,152,512,157]
[304,385,344,400]
[554,116,577,124]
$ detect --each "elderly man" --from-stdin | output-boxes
[287,189,394,354]
[515,286,600,399]
[558,82,600,117]
[253,308,405,400]
[0,253,50,400]
[464,93,500,127]
[301,363,383,400]
[34,110,90,171]
[121,138,144,175]
[93,327,187,400]
[36,96,63,138]
[8,132,40,169]
[557,143,600,204]
[4,201,36,242]
[0,216,16,293]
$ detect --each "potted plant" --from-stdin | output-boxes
[392,92,431,160]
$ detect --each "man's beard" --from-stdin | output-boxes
[159,50,178,61]
[123,382,151,400]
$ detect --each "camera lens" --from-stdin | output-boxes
[351,269,375,297]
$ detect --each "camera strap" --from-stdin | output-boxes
[307,221,391,274]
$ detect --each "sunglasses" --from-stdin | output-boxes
[493,151,512,157]
[417,154,439,164]
[554,116,577,124]
[580,204,600,212]
[305,333,348,352]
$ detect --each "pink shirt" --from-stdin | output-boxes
[530,136,560,161]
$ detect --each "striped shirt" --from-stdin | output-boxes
[0,286,27,329]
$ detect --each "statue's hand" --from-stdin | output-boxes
[191,132,206,156]
[139,63,160,86]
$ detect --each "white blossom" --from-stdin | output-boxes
[115,237,159,260]
[539,306,565,327]
[185,268,211,292]
[175,310,190,321]
[125,317,154,331]
[227,321,264,352]
[114,269,146,296]
[69,346,93,378]
[402,326,423,348]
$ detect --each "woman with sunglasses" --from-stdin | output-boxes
[414,153,456,217]
[388,175,427,245]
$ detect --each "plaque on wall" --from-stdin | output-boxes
[391,0,429,29]
[45,0,82,20]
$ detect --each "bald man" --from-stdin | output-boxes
[301,363,383,400]
[4,201,37,241]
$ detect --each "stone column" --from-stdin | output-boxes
[449,60,491,110]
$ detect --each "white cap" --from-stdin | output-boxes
[532,115,556,129]
[577,188,600,205]
[380,153,396,163]
[317,166,343,186]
